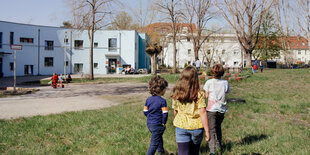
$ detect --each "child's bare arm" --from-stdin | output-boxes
[199,107,210,141]
[174,110,178,117]
[205,91,209,98]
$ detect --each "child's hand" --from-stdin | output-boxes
[205,131,210,142]
[162,124,166,127]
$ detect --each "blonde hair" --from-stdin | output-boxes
[171,66,200,102]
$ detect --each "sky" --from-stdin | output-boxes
[0,0,146,27]
[0,0,73,27]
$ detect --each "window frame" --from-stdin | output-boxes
[108,38,117,51]
[74,40,84,49]
[44,57,54,67]
[45,40,54,50]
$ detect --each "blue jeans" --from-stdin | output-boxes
[146,124,166,155]
[175,127,204,144]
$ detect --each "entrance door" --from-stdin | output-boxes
[24,65,33,75]
[108,59,117,74]
[0,58,3,77]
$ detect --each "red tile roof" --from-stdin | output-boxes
[286,36,308,50]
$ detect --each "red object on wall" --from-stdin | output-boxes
[106,61,108,64]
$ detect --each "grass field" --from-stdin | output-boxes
[0,69,309,154]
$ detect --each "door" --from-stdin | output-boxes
[0,58,3,77]
[108,59,117,74]
[24,65,34,75]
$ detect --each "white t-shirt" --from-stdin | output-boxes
[203,78,230,113]
[195,60,201,68]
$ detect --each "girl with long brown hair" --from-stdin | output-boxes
[171,66,210,155]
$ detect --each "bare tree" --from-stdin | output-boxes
[158,0,183,73]
[183,0,213,60]
[108,11,134,30]
[273,0,292,66]
[129,0,159,28]
[295,0,310,64]
[71,0,115,80]
[216,0,272,68]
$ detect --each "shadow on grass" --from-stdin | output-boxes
[201,134,268,154]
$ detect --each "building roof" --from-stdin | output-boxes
[142,23,197,34]
[286,36,308,50]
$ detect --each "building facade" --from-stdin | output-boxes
[163,33,243,68]
[0,21,150,77]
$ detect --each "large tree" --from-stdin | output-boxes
[183,0,213,61]
[254,12,282,61]
[71,0,115,80]
[158,0,183,73]
[216,0,272,68]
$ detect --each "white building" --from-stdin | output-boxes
[163,33,310,69]
[163,33,243,68]
[0,21,150,77]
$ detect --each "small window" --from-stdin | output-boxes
[94,42,98,48]
[10,62,14,71]
[64,38,69,44]
[74,40,83,49]
[298,50,301,54]
[108,38,117,51]
[94,63,98,69]
[65,61,69,66]
[207,50,211,54]
[234,51,239,55]
[10,32,14,45]
[20,37,34,43]
[188,61,191,65]
[296,43,298,46]
[74,63,83,73]
[44,57,54,67]
[302,42,305,46]
[45,40,54,50]
[187,37,190,42]
[188,49,191,54]
[234,61,238,65]
[0,32,2,48]
[222,50,225,54]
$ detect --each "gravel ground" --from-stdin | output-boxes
[0,82,149,120]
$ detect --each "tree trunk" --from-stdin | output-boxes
[89,31,94,80]
[172,37,177,74]
[245,51,252,68]
[151,55,157,75]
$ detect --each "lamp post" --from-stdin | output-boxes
[64,32,68,75]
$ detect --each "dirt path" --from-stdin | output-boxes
[0,82,149,119]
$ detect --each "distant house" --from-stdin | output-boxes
[0,21,150,77]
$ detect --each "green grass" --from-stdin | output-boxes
[0,69,309,154]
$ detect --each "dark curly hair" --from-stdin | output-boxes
[148,75,168,96]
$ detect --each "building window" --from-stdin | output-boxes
[45,40,54,50]
[234,51,239,55]
[10,62,14,71]
[94,63,98,69]
[94,42,98,48]
[187,37,190,42]
[0,32,2,48]
[298,50,301,54]
[74,40,83,49]
[64,38,69,44]
[10,32,14,45]
[65,61,69,66]
[302,42,305,46]
[74,63,83,73]
[188,49,191,54]
[207,50,211,54]
[222,50,225,54]
[20,37,34,43]
[44,57,53,67]
[108,38,117,51]
[234,61,238,65]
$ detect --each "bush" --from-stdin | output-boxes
[184,63,188,68]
